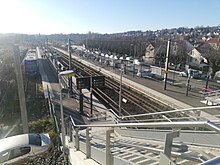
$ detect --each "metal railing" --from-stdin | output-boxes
[91,106,220,125]
[67,115,220,165]
[121,106,220,119]
[70,117,220,133]
[106,106,220,124]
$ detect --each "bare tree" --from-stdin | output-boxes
[169,41,187,70]
[200,43,220,78]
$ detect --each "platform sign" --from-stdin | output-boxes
[76,77,90,90]
[162,70,170,74]
[92,76,105,87]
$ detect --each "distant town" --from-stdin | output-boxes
[1,25,220,77]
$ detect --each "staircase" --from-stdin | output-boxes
[67,125,217,165]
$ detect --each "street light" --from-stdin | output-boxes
[58,70,74,162]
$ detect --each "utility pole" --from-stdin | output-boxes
[133,62,135,77]
[90,76,93,117]
[163,40,171,90]
[13,46,29,133]
[85,38,88,49]
[119,64,124,116]
[134,44,136,59]
[68,37,73,97]
[186,68,191,96]
[205,66,210,89]
[79,89,84,114]
[46,38,49,47]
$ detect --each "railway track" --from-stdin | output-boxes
[47,47,187,121]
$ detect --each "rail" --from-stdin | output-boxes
[119,106,220,120]
[69,116,220,133]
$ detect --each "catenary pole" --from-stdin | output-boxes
[163,40,170,90]
[119,64,123,116]
[68,37,73,96]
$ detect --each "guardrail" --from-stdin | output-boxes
[67,116,220,164]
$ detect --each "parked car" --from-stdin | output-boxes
[0,133,51,164]
[137,70,153,78]
[179,69,202,78]
[179,71,188,77]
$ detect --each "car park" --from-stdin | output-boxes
[0,133,51,165]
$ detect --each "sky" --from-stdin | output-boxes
[0,0,220,35]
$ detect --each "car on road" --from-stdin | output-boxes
[179,69,202,78]
[137,70,153,78]
[0,133,51,165]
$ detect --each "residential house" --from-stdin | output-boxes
[186,47,203,66]
[207,37,220,50]
[143,40,207,69]
[143,43,155,64]
[171,40,207,68]
[143,41,167,65]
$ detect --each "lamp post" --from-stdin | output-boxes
[58,70,74,162]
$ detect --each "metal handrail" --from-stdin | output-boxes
[120,116,220,123]
[120,106,220,119]
[70,115,77,127]
[109,109,120,119]
[69,116,220,133]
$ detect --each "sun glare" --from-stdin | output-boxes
[0,0,39,34]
